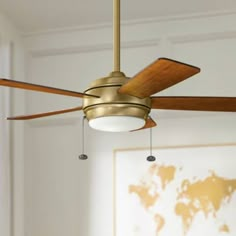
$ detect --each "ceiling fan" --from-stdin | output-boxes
[0,0,236,132]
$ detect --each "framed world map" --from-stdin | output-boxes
[113,144,236,236]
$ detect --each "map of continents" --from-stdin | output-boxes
[129,164,236,236]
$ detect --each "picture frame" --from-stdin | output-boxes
[113,144,236,236]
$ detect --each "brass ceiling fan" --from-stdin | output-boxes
[0,0,236,132]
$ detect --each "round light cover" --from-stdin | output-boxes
[89,116,145,132]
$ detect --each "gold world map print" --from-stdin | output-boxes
[114,145,236,236]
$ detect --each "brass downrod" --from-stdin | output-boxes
[113,0,120,72]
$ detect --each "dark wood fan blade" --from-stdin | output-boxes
[7,106,83,120]
[0,79,99,98]
[151,96,236,112]
[131,116,157,132]
[119,58,200,98]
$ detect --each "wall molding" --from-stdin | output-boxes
[0,37,13,236]
[27,29,236,59]
[23,9,236,37]
[168,30,236,44]
[29,38,160,57]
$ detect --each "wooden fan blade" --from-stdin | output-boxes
[0,79,99,98]
[119,58,200,98]
[7,106,83,120]
[151,96,236,112]
[131,116,157,132]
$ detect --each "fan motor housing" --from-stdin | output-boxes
[83,71,151,122]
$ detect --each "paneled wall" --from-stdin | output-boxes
[24,12,236,236]
[0,13,25,236]
[0,25,12,236]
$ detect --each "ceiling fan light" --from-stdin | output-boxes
[88,116,145,132]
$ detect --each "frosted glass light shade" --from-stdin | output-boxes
[89,116,145,132]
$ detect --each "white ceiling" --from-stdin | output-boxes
[1,0,236,32]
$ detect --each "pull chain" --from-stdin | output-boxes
[147,120,156,161]
[79,116,88,160]
[150,127,152,156]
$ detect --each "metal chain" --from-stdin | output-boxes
[79,116,88,160]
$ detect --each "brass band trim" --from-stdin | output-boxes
[83,102,151,111]
[84,85,122,93]
[84,103,150,121]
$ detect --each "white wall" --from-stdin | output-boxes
[23,12,236,236]
[0,12,25,236]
